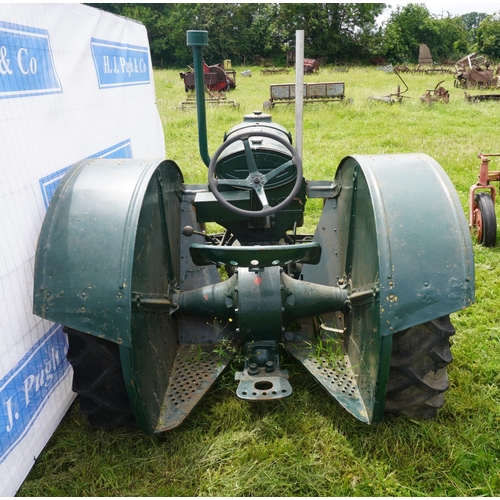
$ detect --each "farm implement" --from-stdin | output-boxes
[469,153,500,247]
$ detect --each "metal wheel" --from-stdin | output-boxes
[384,316,455,419]
[473,192,497,247]
[65,327,135,429]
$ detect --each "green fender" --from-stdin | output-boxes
[300,153,474,423]
[339,153,474,332]
[33,158,183,347]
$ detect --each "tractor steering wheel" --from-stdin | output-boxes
[208,130,303,218]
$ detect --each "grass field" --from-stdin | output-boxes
[17,66,500,496]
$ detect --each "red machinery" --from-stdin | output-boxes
[303,58,320,73]
[287,51,321,73]
[469,153,499,246]
[180,62,235,92]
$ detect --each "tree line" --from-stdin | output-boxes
[87,3,500,67]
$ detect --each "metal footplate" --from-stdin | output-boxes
[156,343,229,432]
[285,339,370,423]
[235,341,292,401]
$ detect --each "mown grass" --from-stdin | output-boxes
[17,65,500,496]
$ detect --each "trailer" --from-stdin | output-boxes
[260,68,290,76]
[264,82,345,109]
[179,90,239,109]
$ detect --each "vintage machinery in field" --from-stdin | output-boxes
[454,53,500,89]
[181,61,235,92]
[33,31,475,435]
[469,153,500,247]
[180,60,238,109]
[264,81,346,109]
[286,51,321,73]
[369,68,409,104]
[420,80,450,105]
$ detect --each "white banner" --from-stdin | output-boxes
[0,4,164,495]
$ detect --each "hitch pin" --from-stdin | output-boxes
[349,288,377,302]
[132,292,172,309]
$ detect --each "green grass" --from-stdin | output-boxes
[17,66,500,496]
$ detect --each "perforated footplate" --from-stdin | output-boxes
[285,341,370,423]
[156,344,229,432]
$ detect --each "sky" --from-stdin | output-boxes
[376,1,500,24]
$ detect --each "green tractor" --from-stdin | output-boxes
[33,31,474,434]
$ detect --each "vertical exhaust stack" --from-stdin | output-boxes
[295,30,304,160]
[186,30,211,167]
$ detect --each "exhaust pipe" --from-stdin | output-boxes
[186,30,211,167]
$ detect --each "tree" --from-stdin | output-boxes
[118,4,175,65]
[381,4,433,62]
[188,3,274,64]
[86,3,485,67]
[435,16,468,60]
[461,12,489,50]
[86,3,387,66]
[476,14,500,59]
[381,3,467,63]
[86,3,277,66]
[268,3,386,63]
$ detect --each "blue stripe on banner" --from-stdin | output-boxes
[91,37,151,89]
[38,139,133,209]
[0,325,71,465]
[0,20,62,99]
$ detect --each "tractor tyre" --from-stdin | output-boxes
[384,316,455,420]
[473,192,496,247]
[65,327,136,429]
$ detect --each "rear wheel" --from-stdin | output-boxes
[473,192,496,247]
[384,316,455,419]
[65,327,135,429]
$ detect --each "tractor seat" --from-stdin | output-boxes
[189,242,321,268]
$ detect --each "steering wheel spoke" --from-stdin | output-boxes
[217,177,253,189]
[262,159,294,184]
[252,183,270,209]
[243,139,260,175]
